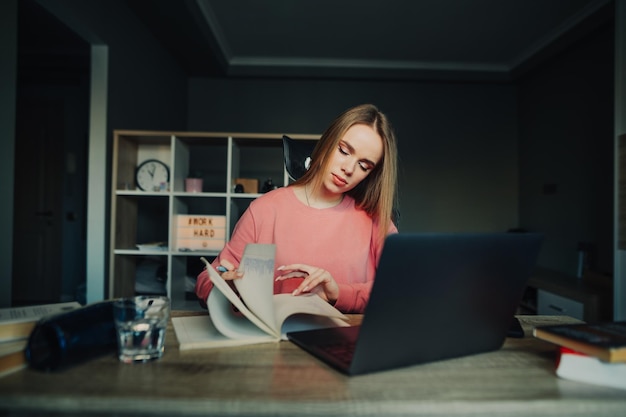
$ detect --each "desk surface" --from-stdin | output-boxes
[1,314,625,417]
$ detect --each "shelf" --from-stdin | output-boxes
[109,130,319,309]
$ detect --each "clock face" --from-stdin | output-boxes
[136,159,170,191]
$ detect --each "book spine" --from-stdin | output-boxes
[0,350,27,378]
[535,328,599,360]
[0,322,36,342]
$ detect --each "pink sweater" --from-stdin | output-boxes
[195,186,397,313]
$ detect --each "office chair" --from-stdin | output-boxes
[282,135,316,181]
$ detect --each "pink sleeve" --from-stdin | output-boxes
[333,282,374,313]
[194,268,212,309]
[333,220,398,313]
[194,206,259,308]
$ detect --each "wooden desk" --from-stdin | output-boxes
[1,314,625,417]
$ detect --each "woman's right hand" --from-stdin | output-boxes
[217,259,243,281]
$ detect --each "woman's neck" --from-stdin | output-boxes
[300,184,343,209]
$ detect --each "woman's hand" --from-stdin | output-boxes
[275,264,339,304]
[216,259,243,284]
[216,259,243,280]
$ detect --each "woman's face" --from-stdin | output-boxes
[321,124,383,196]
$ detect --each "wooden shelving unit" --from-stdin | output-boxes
[109,131,318,309]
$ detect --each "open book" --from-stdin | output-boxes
[172,244,349,350]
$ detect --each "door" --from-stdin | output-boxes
[12,98,64,304]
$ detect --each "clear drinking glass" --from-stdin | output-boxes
[113,296,170,363]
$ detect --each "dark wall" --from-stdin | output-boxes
[64,1,188,132]
[518,23,614,276]
[13,0,190,301]
[6,0,615,305]
[187,78,520,234]
[0,0,18,307]
[35,0,189,132]
[187,18,615,278]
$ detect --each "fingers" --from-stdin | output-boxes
[292,271,327,296]
[215,259,243,281]
[220,259,235,270]
[276,264,319,286]
[276,264,338,303]
[222,270,243,280]
[275,270,308,280]
[276,264,308,276]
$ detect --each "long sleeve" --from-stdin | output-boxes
[194,206,258,308]
[195,187,397,313]
[332,220,397,313]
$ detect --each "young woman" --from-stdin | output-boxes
[195,103,399,313]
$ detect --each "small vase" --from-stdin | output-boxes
[185,178,203,193]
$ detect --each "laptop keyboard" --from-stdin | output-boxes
[319,341,357,366]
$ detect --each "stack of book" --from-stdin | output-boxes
[533,321,626,390]
[0,301,81,377]
[175,215,226,252]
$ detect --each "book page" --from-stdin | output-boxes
[0,339,28,356]
[0,302,81,324]
[557,352,626,390]
[273,293,349,338]
[0,302,82,342]
[201,258,278,338]
[172,315,274,351]
[207,288,277,341]
[233,244,278,332]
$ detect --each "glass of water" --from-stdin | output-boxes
[113,296,170,363]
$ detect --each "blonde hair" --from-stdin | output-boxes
[294,104,398,243]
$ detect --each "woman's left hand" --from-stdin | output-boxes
[275,264,339,304]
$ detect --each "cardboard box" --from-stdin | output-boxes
[234,178,259,194]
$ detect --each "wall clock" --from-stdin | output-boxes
[135,159,170,191]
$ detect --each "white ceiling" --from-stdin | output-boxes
[129,0,613,81]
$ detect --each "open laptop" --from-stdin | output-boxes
[287,232,543,375]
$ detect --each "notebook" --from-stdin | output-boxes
[287,232,543,375]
